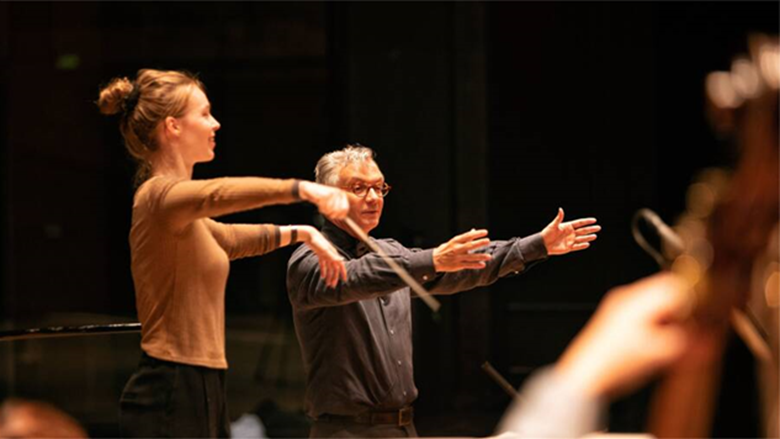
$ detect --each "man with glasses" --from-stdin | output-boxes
[286,144,601,438]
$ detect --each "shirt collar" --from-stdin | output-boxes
[322,220,363,257]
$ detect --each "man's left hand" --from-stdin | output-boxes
[541,208,600,256]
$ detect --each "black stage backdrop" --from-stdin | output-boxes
[0,2,776,436]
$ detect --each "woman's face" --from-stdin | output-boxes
[177,86,221,164]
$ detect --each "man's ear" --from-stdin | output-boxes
[163,116,181,137]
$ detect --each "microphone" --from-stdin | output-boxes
[631,208,685,268]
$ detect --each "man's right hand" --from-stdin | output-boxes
[433,229,492,272]
[299,181,350,221]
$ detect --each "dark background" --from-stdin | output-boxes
[0,1,777,436]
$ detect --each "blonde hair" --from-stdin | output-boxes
[315,144,376,186]
[97,69,205,185]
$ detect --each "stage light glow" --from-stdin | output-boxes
[672,254,702,289]
[691,241,714,273]
[674,216,705,245]
[730,58,761,99]
[758,43,780,89]
[686,182,716,219]
[765,271,779,308]
[706,72,743,109]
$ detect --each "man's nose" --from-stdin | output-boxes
[365,187,381,202]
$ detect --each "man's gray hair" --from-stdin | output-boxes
[315,144,376,186]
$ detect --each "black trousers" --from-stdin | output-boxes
[119,353,230,438]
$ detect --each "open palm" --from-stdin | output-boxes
[541,208,601,255]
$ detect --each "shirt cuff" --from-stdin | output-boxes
[406,249,437,283]
[516,232,548,261]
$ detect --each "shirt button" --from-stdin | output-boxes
[422,275,429,281]
[389,329,395,335]
[513,271,519,275]
[397,360,402,366]
[403,391,408,396]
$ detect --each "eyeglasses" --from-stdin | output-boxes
[343,182,392,198]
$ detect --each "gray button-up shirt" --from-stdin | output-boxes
[286,221,548,419]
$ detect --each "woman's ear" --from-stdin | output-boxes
[164,116,181,138]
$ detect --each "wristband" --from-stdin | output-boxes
[292,180,301,200]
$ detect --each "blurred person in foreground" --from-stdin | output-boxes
[496,273,711,437]
[0,398,88,438]
[498,34,778,438]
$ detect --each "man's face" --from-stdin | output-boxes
[336,160,385,235]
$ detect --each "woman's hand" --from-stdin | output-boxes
[299,181,350,221]
[299,226,348,288]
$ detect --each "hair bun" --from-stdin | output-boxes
[97,77,134,115]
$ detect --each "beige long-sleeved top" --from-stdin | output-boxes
[130,175,298,369]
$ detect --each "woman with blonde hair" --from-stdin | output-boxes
[98,69,349,438]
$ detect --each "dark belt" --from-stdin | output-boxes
[318,406,414,426]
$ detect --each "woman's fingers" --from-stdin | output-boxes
[319,251,346,288]
[316,188,349,220]
[324,192,349,220]
[338,259,348,282]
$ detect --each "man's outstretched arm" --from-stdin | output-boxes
[426,209,600,295]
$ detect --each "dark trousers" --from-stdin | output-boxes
[119,353,230,438]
